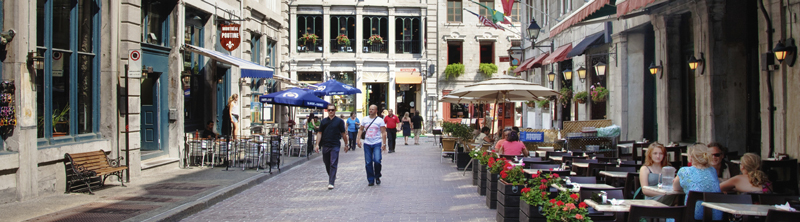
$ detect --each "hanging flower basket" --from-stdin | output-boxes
[367,35,384,45]
[574,91,588,104]
[591,84,609,103]
[559,87,572,107]
[298,33,319,45]
[336,34,350,46]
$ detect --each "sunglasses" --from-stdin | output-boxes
[711,153,723,157]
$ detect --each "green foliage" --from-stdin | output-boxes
[298,33,319,45]
[336,34,350,46]
[508,66,518,76]
[591,85,609,103]
[38,104,70,133]
[444,63,465,80]
[441,121,472,142]
[559,87,572,106]
[536,99,550,108]
[479,63,498,77]
[574,91,588,103]
[488,157,507,174]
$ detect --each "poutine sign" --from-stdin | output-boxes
[220,24,241,51]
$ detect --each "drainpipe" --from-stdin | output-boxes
[758,0,775,158]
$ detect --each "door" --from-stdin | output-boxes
[141,72,161,151]
[216,67,231,135]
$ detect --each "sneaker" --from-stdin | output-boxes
[376,178,381,185]
[368,182,374,186]
[328,184,334,190]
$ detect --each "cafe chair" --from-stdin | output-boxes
[762,159,799,195]
[566,176,597,184]
[684,191,719,222]
[499,154,524,160]
[666,146,687,166]
[561,155,584,167]
[617,140,635,160]
[702,193,751,222]
[628,205,687,222]
[528,163,561,170]
[632,142,652,164]
[587,163,617,183]
[757,194,800,205]
[574,158,600,164]
[520,157,544,162]
[765,209,800,222]
[623,173,641,199]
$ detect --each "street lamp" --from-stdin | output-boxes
[594,61,607,78]
[649,60,663,79]
[688,53,705,75]
[576,66,586,83]
[773,38,797,67]
[527,19,542,42]
[562,68,573,81]
[547,71,556,86]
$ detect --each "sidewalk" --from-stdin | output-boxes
[0,152,319,222]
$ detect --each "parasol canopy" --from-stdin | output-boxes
[312,79,362,96]
[260,88,329,109]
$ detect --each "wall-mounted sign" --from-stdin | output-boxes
[521,131,544,142]
[500,56,510,62]
[128,49,142,78]
[220,24,241,51]
[52,52,64,77]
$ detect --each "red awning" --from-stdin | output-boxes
[549,0,611,38]
[542,44,573,65]
[529,53,549,68]
[616,0,657,17]
[513,57,537,73]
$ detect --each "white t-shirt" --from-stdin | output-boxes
[360,115,386,145]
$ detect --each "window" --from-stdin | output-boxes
[541,0,548,27]
[560,0,571,15]
[447,41,463,64]
[362,16,388,53]
[36,0,101,142]
[266,39,276,67]
[297,15,323,53]
[447,0,462,23]
[298,72,323,83]
[252,79,280,125]
[251,33,261,64]
[143,0,170,46]
[479,0,495,18]
[479,41,494,64]
[332,72,355,112]
[183,8,207,131]
[510,2,520,23]
[395,17,421,53]
[330,15,355,53]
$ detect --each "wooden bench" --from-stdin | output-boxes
[64,150,127,194]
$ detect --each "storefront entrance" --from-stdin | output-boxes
[366,83,388,112]
[141,47,170,159]
[396,84,418,116]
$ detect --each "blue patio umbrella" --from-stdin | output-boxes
[259,88,329,109]
[312,79,362,96]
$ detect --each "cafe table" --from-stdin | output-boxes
[701,202,783,216]
[641,185,684,196]
[549,156,563,162]
[599,171,629,178]
[523,169,577,176]
[584,199,668,212]
[552,183,615,192]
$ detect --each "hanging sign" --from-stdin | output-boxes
[128,49,142,78]
[220,24,241,51]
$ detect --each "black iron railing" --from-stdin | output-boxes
[362,40,388,53]
[297,40,323,53]
[330,39,355,53]
[395,40,421,54]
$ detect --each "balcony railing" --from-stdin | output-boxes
[297,40,323,53]
[395,40,421,54]
[330,39,355,53]
[362,40,388,53]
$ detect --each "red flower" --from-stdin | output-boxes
[556,200,564,206]
[565,203,576,210]
[500,171,508,178]
[570,193,579,200]
[531,173,539,178]
[541,192,547,197]
[549,199,557,204]
[575,214,584,219]
[579,202,587,209]
[552,173,560,178]
[521,188,531,193]
[541,179,547,183]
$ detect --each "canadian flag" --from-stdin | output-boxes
[500,0,515,17]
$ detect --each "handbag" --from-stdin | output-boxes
[361,117,378,140]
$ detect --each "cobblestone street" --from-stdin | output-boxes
[183,137,494,221]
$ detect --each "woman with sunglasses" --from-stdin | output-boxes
[707,142,740,181]
[719,153,772,194]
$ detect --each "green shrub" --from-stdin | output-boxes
[444,63,465,80]
[479,63,498,77]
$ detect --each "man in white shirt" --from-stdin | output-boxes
[357,104,387,186]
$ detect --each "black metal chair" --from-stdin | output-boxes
[567,176,597,184]
[587,162,616,178]
[666,146,687,167]
[765,209,800,222]
[632,142,652,164]
[627,205,686,222]
[685,191,718,222]
[757,194,800,205]
[762,159,799,195]
[702,193,752,222]
[623,173,641,199]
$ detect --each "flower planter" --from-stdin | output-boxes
[478,163,488,195]
[576,98,586,104]
[593,97,606,103]
[485,173,499,209]
[519,201,547,222]
[472,159,480,186]
[496,180,523,221]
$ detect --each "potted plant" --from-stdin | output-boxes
[591,83,609,103]
[479,63,498,78]
[574,91,588,104]
[520,172,562,220]
[536,99,550,109]
[486,157,507,209]
[367,35,384,45]
[444,63,465,80]
[497,162,527,220]
[39,104,69,135]
[336,34,350,46]
[542,191,591,222]
[559,87,572,107]
[298,33,319,45]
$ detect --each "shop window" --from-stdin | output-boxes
[36,0,101,144]
[395,17,421,54]
[330,15,355,53]
[447,0,462,23]
[362,16,388,53]
[298,72,323,83]
[479,0,494,18]
[183,7,207,131]
[297,15,323,53]
[251,79,279,125]
[142,0,171,46]
[447,41,463,64]
[332,72,356,112]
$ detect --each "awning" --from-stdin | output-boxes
[616,0,657,17]
[542,44,573,65]
[549,0,616,38]
[513,57,537,73]
[529,53,550,68]
[183,44,273,79]
[396,72,422,84]
[566,32,606,58]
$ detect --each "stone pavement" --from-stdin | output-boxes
[0,151,315,222]
[182,137,495,222]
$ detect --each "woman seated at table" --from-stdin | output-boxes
[672,143,722,221]
[494,129,512,151]
[638,142,677,205]
[497,131,529,156]
[719,153,772,194]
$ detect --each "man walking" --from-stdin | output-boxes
[357,105,387,186]
[411,111,424,145]
[384,109,400,153]
[315,105,348,190]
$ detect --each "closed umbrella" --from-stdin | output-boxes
[259,88,329,109]
[312,79,362,96]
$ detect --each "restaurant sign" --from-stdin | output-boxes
[220,24,241,51]
[520,131,544,142]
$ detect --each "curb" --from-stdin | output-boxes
[138,154,321,222]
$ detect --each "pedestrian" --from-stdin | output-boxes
[286,114,295,131]
[411,111,424,145]
[315,105,349,190]
[345,111,360,151]
[401,112,411,145]
[227,94,239,138]
[385,109,400,153]
[306,113,319,156]
[357,104,387,186]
